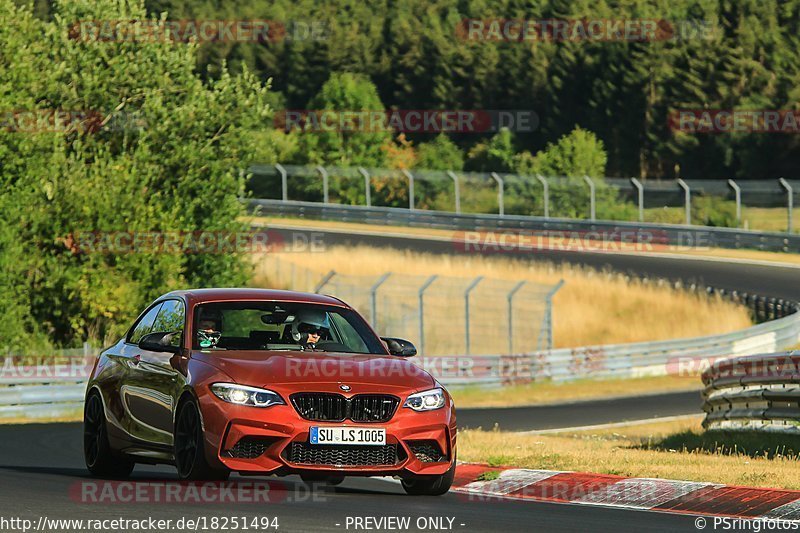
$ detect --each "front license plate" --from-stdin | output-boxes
[309,426,386,446]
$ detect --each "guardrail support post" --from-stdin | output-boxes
[779,178,793,233]
[464,276,484,355]
[536,174,550,218]
[630,178,644,222]
[539,280,564,351]
[583,175,596,221]
[275,164,288,202]
[677,178,691,225]
[728,179,741,227]
[402,169,415,210]
[313,270,336,293]
[447,171,461,214]
[418,275,438,356]
[491,172,505,216]
[507,281,526,354]
[358,167,371,207]
[316,166,329,204]
[369,272,392,327]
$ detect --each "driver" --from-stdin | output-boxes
[197,310,223,349]
[291,309,330,350]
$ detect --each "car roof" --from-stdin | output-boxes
[161,288,349,308]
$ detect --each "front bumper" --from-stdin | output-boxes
[198,387,457,477]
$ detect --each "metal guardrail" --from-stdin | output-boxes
[249,199,800,253]
[0,364,89,419]
[249,164,800,230]
[702,352,800,433]
[2,303,799,420]
[417,306,800,386]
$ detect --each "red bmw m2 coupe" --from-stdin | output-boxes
[83,289,456,495]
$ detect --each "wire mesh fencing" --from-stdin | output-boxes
[258,254,561,356]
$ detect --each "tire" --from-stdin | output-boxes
[84,392,135,478]
[174,398,230,481]
[401,459,456,496]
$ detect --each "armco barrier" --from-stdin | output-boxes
[702,352,800,433]
[249,199,800,253]
[0,362,91,420]
[1,307,798,420]
[416,308,800,386]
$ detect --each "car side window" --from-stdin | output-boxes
[127,303,163,345]
[152,300,185,347]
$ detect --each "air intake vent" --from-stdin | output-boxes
[225,437,277,459]
[407,440,446,463]
[286,442,401,466]
[290,393,399,423]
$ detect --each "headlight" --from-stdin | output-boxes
[210,383,284,408]
[404,388,446,411]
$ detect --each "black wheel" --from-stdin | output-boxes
[174,398,229,481]
[401,459,456,496]
[84,392,134,478]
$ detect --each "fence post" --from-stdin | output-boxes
[535,174,550,218]
[447,171,461,214]
[630,177,644,222]
[358,167,371,207]
[490,173,504,216]
[316,166,329,204]
[464,276,484,355]
[402,169,415,210]
[677,178,691,225]
[313,270,336,293]
[779,178,793,233]
[369,272,392,327]
[540,280,564,351]
[275,164,288,202]
[418,275,438,356]
[507,281,526,354]
[583,175,596,221]
[728,179,741,227]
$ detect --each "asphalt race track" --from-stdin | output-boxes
[457,390,700,431]
[0,423,702,532]
[268,224,800,300]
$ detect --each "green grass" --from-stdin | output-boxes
[641,430,800,460]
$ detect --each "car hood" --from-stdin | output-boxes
[192,350,436,392]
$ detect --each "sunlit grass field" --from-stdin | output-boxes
[252,246,753,349]
[459,417,800,490]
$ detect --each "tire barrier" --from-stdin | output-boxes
[702,352,800,433]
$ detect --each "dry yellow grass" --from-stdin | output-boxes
[451,375,700,408]
[459,417,800,489]
[252,245,752,349]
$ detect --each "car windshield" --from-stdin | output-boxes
[193,301,385,354]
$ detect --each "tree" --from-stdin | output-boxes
[415,134,463,170]
[0,0,273,349]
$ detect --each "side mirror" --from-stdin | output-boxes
[139,331,181,354]
[381,337,417,357]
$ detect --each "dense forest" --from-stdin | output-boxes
[144,1,800,179]
[18,0,800,180]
